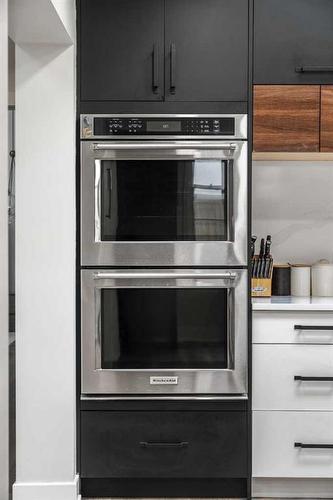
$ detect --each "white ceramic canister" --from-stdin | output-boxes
[291,264,311,297]
[312,260,333,297]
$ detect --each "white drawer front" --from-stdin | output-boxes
[253,344,333,410]
[253,411,333,478]
[253,311,333,344]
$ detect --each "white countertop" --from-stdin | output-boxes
[252,296,333,311]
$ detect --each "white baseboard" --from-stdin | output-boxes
[13,474,80,500]
[252,477,333,498]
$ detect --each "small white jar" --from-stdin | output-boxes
[312,261,333,297]
[291,264,311,297]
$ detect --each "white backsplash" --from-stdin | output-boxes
[252,161,333,265]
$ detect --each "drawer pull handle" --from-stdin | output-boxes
[295,65,333,73]
[294,376,333,382]
[295,442,333,449]
[294,325,333,331]
[140,441,188,449]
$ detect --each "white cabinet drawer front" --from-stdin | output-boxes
[253,345,333,410]
[253,411,333,478]
[253,311,333,344]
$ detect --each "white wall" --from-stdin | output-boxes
[13,41,77,500]
[51,0,75,41]
[0,0,9,499]
[252,161,333,265]
[9,0,72,45]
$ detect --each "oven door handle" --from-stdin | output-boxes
[93,271,238,280]
[92,142,237,152]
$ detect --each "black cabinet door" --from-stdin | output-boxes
[164,0,248,102]
[81,410,248,478]
[254,0,333,84]
[80,0,164,101]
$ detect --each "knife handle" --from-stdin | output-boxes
[259,238,265,258]
[264,235,272,258]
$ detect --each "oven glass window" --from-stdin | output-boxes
[100,159,229,241]
[100,288,228,369]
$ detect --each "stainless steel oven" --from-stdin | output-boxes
[81,268,247,396]
[80,114,247,267]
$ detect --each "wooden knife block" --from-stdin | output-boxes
[251,256,273,297]
[251,277,272,297]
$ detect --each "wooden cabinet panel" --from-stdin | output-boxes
[253,85,320,152]
[321,86,333,152]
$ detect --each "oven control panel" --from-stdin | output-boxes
[90,116,236,137]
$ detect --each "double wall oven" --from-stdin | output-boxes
[80,114,248,396]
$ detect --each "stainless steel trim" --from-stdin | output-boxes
[93,271,237,280]
[81,268,248,395]
[81,395,249,401]
[81,113,247,140]
[92,141,237,151]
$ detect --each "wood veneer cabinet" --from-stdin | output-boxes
[253,85,333,153]
[321,86,333,152]
[253,85,320,152]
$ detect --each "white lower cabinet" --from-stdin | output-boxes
[253,309,333,490]
[253,411,333,478]
[253,344,333,410]
[253,311,333,344]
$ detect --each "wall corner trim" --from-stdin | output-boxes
[13,474,80,500]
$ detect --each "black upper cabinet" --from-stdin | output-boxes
[80,0,164,101]
[164,0,248,102]
[254,0,333,84]
[80,0,249,103]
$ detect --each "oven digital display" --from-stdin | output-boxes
[147,120,181,132]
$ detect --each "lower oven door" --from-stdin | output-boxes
[81,269,247,396]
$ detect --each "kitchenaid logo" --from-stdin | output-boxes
[150,376,178,385]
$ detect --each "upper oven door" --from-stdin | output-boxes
[81,140,247,267]
[81,268,248,396]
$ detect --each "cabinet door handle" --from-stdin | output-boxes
[170,43,176,94]
[295,442,333,449]
[105,168,112,219]
[294,325,333,331]
[295,65,333,73]
[140,441,188,449]
[152,44,159,93]
[294,376,333,382]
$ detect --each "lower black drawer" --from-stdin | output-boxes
[81,410,247,478]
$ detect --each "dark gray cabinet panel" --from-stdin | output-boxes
[80,0,164,101]
[164,0,248,101]
[254,0,333,84]
[80,0,249,103]
[81,410,248,478]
